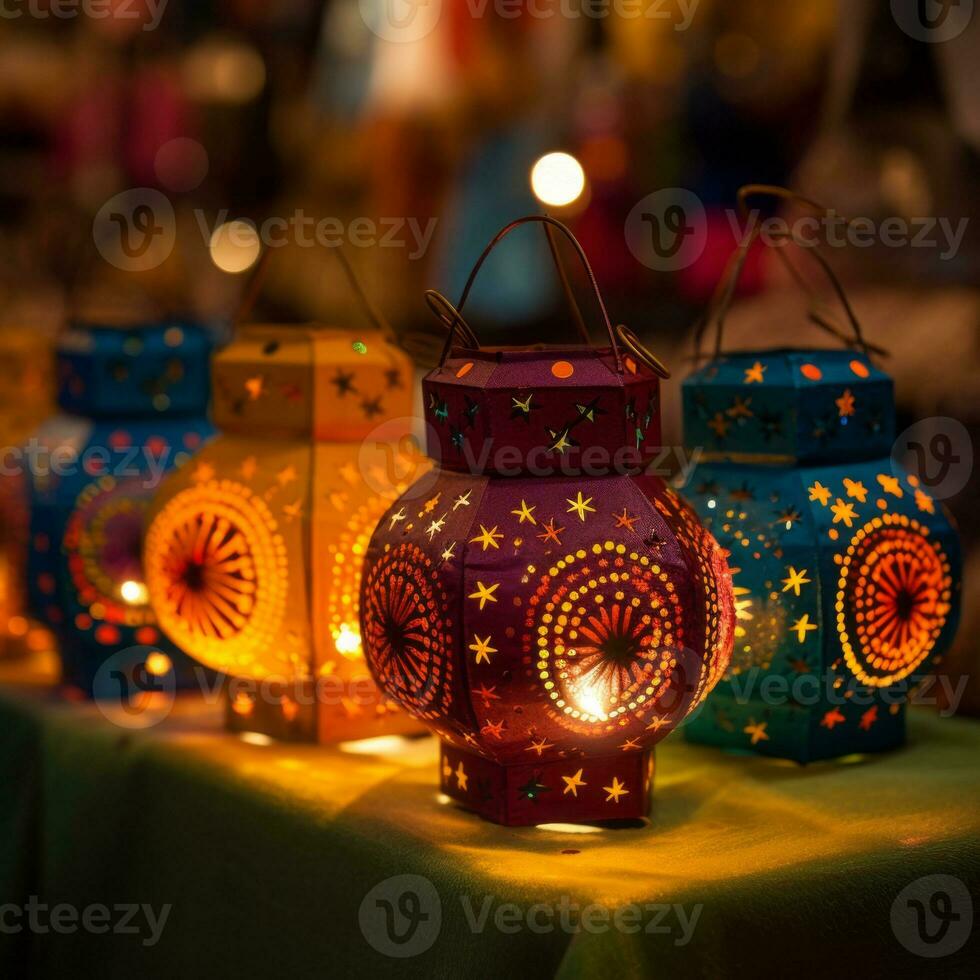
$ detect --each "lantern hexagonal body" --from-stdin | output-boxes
[0,325,56,658]
[361,345,734,825]
[145,325,427,742]
[681,349,962,761]
[25,322,215,693]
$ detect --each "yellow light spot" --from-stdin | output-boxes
[144,652,172,677]
[120,580,149,605]
[209,220,261,274]
[334,623,362,658]
[531,152,586,207]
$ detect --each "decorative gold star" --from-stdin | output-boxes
[481,720,505,740]
[743,719,769,745]
[453,490,472,510]
[831,498,858,527]
[562,768,587,797]
[708,412,730,438]
[470,524,503,551]
[441,541,457,562]
[282,500,303,522]
[426,515,447,540]
[619,737,642,751]
[781,566,811,596]
[820,707,846,730]
[859,705,879,731]
[914,489,935,514]
[566,492,596,522]
[512,393,534,415]
[276,465,298,488]
[645,716,670,732]
[244,376,265,400]
[537,519,564,546]
[455,761,468,791]
[388,507,406,529]
[471,684,500,705]
[511,500,537,525]
[808,481,831,506]
[603,776,630,803]
[422,493,441,514]
[549,429,575,454]
[744,361,767,384]
[790,613,819,643]
[468,581,500,609]
[526,737,554,757]
[877,473,904,498]
[469,634,497,665]
[612,508,639,532]
[835,388,856,417]
[843,478,868,502]
[726,395,754,419]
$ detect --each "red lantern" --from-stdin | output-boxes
[361,218,734,825]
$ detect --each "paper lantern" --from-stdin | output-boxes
[0,326,56,658]
[144,319,428,742]
[681,347,962,761]
[25,321,215,693]
[360,217,734,825]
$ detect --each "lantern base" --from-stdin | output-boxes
[223,679,424,744]
[438,743,655,826]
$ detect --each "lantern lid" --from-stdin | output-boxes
[682,347,895,465]
[56,321,213,420]
[423,343,663,475]
[212,324,414,441]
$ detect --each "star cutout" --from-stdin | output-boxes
[729,482,755,502]
[453,491,472,510]
[707,412,730,439]
[510,393,537,420]
[820,708,846,730]
[388,507,407,530]
[276,465,298,487]
[240,456,257,481]
[566,492,596,522]
[455,761,468,791]
[830,498,858,527]
[726,395,754,419]
[192,461,216,483]
[526,738,554,757]
[790,613,819,643]
[877,473,904,498]
[744,361,766,384]
[469,634,497,665]
[773,507,803,530]
[859,706,879,731]
[384,368,402,389]
[619,738,642,752]
[757,410,784,441]
[470,524,503,551]
[808,481,832,506]
[468,581,500,609]
[511,500,537,525]
[835,388,856,417]
[481,719,505,740]
[562,769,587,797]
[645,716,670,732]
[244,376,265,400]
[549,428,577,454]
[517,776,550,802]
[441,541,457,562]
[843,478,868,502]
[575,397,606,423]
[537,519,564,546]
[361,396,383,419]
[463,396,480,428]
[743,719,769,745]
[914,489,935,514]
[613,508,639,532]
[471,684,500,705]
[283,500,303,521]
[332,371,356,396]
[422,494,441,514]
[426,515,447,540]
[781,566,811,596]
[603,776,630,803]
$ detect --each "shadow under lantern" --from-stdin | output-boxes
[360,217,734,826]
[26,321,215,693]
[681,263,961,762]
[144,258,426,742]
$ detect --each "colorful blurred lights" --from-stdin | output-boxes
[209,221,262,274]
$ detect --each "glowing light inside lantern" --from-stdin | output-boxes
[334,622,362,658]
[531,152,586,207]
[209,220,262,274]
[120,580,149,605]
[144,651,173,677]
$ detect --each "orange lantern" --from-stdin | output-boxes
[145,252,427,741]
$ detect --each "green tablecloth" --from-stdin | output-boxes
[0,656,977,979]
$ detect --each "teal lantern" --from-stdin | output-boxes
[680,247,961,762]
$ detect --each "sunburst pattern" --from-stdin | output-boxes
[837,513,952,687]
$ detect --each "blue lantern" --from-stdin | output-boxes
[25,321,215,694]
[679,257,962,761]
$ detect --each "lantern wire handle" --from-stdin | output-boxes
[427,215,664,376]
[694,185,888,363]
[233,240,396,343]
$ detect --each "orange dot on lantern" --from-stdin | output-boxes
[624,357,637,374]
[551,361,574,379]
[136,626,159,645]
[800,364,823,381]
[95,624,121,646]
[456,362,474,378]
[849,359,870,378]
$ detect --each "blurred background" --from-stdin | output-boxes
[0,0,978,701]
